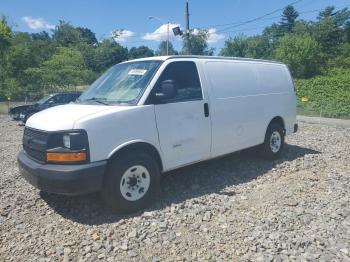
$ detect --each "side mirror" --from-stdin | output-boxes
[155,80,176,101]
[47,100,54,106]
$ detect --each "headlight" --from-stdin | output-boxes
[46,130,89,164]
[63,134,71,148]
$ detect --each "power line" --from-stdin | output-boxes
[215,0,304,33]
[106,0,304,42]
[103,2,349,45]
[221,4,350,35]
[197,0,302,30]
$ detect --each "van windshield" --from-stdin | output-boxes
[78,60,161,105]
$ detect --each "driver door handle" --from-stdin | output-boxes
[204,103,209,117]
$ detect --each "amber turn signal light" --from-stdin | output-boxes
[46,152,86,162]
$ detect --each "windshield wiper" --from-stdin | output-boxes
[80,97,109,105]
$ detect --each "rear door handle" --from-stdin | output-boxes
[204,103,209,117]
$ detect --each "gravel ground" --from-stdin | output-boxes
[0,115,349,261]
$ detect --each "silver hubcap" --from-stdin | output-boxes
[270,131,281,153]
[120,165,150,201]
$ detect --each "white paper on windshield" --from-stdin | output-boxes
[128,69,147,76]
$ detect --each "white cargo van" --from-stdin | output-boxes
[18,56,298,213]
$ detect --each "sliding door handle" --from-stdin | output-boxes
[204,103,209,117]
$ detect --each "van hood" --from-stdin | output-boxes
[25,104,123,131]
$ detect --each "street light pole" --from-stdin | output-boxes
[148,16,169,55]
[166,22,169,55]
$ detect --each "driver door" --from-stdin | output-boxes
[150,61,211,170]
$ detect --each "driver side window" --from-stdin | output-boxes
[153,61,202,104]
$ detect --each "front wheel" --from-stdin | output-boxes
[260,123,285,160]
[102,151,160,213]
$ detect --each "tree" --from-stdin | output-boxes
[52,21,81,47]
[328,43,350,68]
[220,35,247,57]
[345,21,350,43]
[317,6,335,20]
[77,27,98,45]
[182,29,214,55]
[245,36,270,58]
[26,47,94,92]
[262,23,283,52]
[0,17,12,99]
[0,16,12,53]
[129,46,154,59]
[275,34,322,78]
[314,6,350,56]
[220,35,270,59]
[93,39,128,72]
[280,5,299,33]
[155,41,178,56]
[2,32,56,99]
[292,20,312,35]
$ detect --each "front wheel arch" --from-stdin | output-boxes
[107,141,163,172]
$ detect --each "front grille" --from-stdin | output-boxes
[24,128,48,141]
[23,127,49,162]
[23,145,47,162]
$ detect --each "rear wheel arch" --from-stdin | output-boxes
[267,116,285,133]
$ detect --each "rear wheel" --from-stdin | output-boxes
[102,151,160,213]
[260,123,285,160]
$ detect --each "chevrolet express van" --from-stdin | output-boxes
[18,56,297,213]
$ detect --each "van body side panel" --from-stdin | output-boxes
[73,105,161,163]
[204,60,295,157]
[255,63,296,135]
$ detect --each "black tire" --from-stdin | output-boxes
[260,123,285,160]
[101,151,160,213]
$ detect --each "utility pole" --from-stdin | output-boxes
[185,1,190,34]
[167,22,169,55]
[185,1,190,54]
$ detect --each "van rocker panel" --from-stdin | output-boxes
[17,150,107,195]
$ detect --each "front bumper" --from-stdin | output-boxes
[17,150,107,195]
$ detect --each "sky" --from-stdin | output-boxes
[1,0,349,53]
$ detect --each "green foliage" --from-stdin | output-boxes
[155,41,178,56]
[328,43,350,68]
[181,29,214,55]
[275,34,323,78]
[280,5,299,33]
[0,19,136,100]
[220,35,247,57]
[93,39,128,73]
[295,68,350,118]
[52,21,82,47]
[313,6,350,57]
[0,16,12,53]
[0,17,12,99]
[76,27,98,45]
[220,35,270,59]
[26,47,94,91]
[129,46,154,59]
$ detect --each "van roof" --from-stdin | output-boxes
[126,55,284,65]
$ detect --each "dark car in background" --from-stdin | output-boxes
[10,92,81,123]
